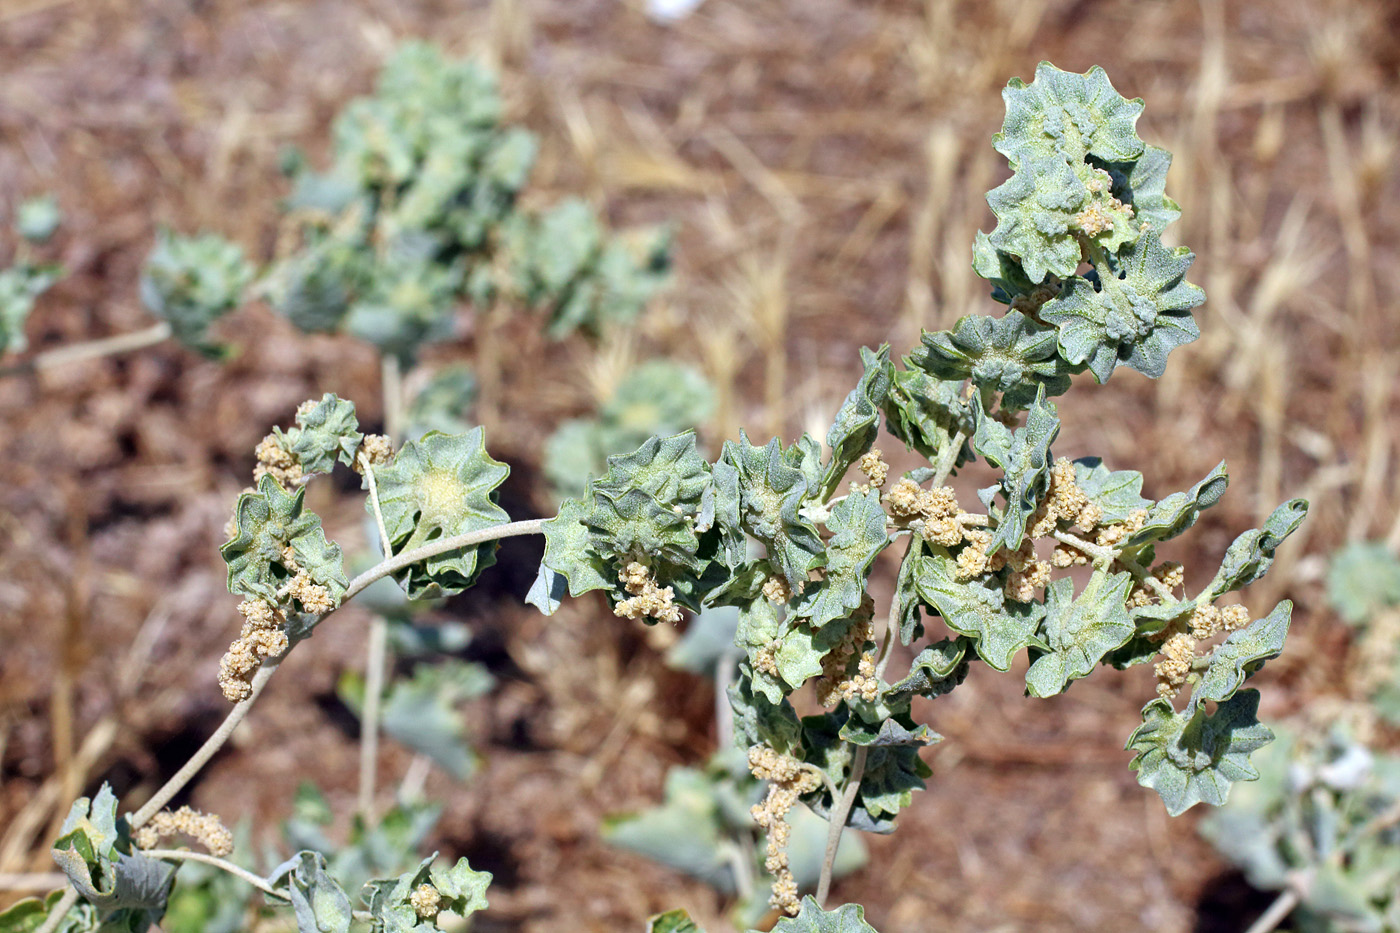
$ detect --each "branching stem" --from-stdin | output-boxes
[125,518,549,837]
[1052,529,1177,603]
[815,744,867,907]
[143,849,288,902]
[0,322,172,378]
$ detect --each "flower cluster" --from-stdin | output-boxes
[747,745,823,916]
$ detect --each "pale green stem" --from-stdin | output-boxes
[356,452,392,822]
[1243,888,1299,933]
[358,617,388,822]
[815,744,868,907]
[142,849,287,902]
[1051,529,1177,603]
[126,519,548,837]
[0,322,172,378]
[34,889,78,933]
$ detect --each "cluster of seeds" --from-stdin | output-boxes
[612,561,682,625]
[762,573,793,605]
[883,478,965,547]
[747,745,823,916]
[1153,600,1254,698]
[851,448,889,492]
[409,884,442,921]
[217,548,336,702]
[133,806,234,857]
[815,599,878,707]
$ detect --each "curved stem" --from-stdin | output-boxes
[1244,888,1299,933]
[129,659,283,829]
[357,617,388,821]
[815,744,868,907]
[0,322,172,378]
[127,516,549,834]
[344,518,548,600]
[143,849,288,902]
[33,888,79,933]
[1051,529,1177,603]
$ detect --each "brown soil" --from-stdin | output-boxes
[2,1,1398,931]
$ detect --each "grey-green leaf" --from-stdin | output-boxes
[1194,601,1291,705]
[1039,233,1204,382]
[820,346,891,500]
[1127,689,1274,816]
[372,429,510,600]
[268,851,352,933]
[766,897,881,933]
[1025,571,1135,697]
[1200,499,1308,601]
[915,548,1042,671]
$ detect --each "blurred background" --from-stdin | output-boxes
[1,0,1398,930]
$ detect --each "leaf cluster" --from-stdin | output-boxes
[265,42,671,363]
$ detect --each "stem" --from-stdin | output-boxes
[815,744,868,907]
[0,322,172,378]
[929,428,968,488]
[357,617,388,821]
[142,850,288,902]
[34,888,78,933]
[126,517,549,835]
[1052,530,1177,603]
[344,518,547,600]
[129,660,283,829]
[0,872,67,890]
[380,356,404,445]
[1244,888,1299,933]
[874,538,911,681]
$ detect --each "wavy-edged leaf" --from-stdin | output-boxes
[985,154,1087,284]
[1194,601,1291,705]
[971,389,1059,552]
[879,363,971,464]
[1072,457,1152,523]
[1040,232,1204,382]
[914,548,1042,671]
[361,854,490,932]
[883,638,971,709]
[996,62,1145,167]
[528,495,611,615]
[766,898,881,933]
[221,475,347,607]
[1127,689,1274,816]
[839,712,940,748]
[735,598,834,703]
[291,394,363,474]
[373,429,509,600]
[1098,144,1180,236]
[715,432,823,588]
[268,852,352,933]
[1200,499,1308,601]
[971,230,1045,307]
[916,312,1074,409]
[140,229,252,354]
[0,891,95,933]
[820,346,891,500]
[795,490,889,631]
[1025,571,1135,697]
[1126,461,1229,548]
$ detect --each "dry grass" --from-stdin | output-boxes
[1,0,1398,930]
